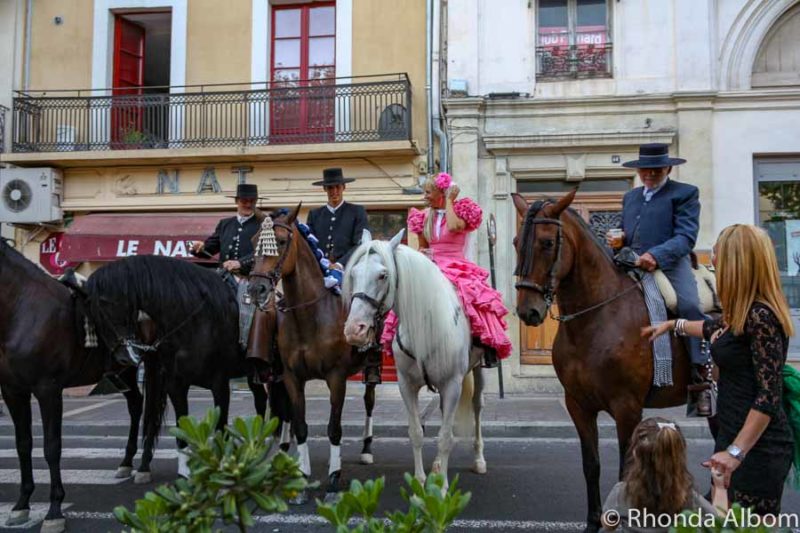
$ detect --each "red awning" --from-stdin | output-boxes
[61,213,229,263]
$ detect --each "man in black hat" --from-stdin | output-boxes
[191,183,265,275]
[607,143,711,416]
[307,168,382,384]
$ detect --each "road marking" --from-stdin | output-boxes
[62,399,122,418]
[0,469,128,485]
[62,510,586,530]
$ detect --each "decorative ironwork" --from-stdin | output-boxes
[11,74,412,152]
[0,104,7,154]
[588,210,622,242]
[536,38,613,80]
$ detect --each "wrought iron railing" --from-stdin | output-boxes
[536,32,613,80]
[0,104,8,154]
[12,74,412,152]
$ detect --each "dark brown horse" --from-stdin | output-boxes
[247,206,378,502]
[512,190,711,532]
[0,239,115,532]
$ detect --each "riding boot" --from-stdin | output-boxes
[482,346,499,369]
[687,363,712,418]
[362,348,382,385]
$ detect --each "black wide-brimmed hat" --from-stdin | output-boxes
[622,143,686,169]
[226,183,268,199]
[312,168,356,187]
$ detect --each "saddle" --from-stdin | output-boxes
[614,248,720,315]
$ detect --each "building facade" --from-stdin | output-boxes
[445,0,800,391]
[1,0,432,275]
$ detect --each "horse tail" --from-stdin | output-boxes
[454,370,475,438]
[142,355,168,447]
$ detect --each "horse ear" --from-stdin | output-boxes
[389,229,405,250]
[548,187,578,217]
[511,193,529,218]
[361,229,373,244]
[288,202,302,224]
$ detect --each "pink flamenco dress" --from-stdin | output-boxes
[380,198,513,360]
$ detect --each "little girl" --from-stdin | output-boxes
[602,417,721,532]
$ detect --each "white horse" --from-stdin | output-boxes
[342,230,486,487]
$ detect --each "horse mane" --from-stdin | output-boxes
[86,255,237,338]
[516,199,615,276]
[346,240,469,368]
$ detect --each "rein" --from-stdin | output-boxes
[515,207,642,323]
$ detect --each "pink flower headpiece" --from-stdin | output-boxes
[434,172,452,191]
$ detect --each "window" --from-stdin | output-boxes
[755,157,800,359]
[536,0,612,80]
[270,2,336,143]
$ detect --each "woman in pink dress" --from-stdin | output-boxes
[381,173,512,367]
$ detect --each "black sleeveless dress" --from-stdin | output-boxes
[704,303,794,515]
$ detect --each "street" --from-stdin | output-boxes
[1,385,799,532]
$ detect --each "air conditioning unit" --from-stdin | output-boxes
[0,167,63,223]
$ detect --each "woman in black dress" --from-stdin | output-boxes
[644,224,795,515]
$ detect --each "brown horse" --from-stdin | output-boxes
[247,206,378,502]
[511,190,712,532]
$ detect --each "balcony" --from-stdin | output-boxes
[0,104,7,154]
[10,74,412,155]
[536,32,613,81]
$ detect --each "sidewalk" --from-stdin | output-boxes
[0,381,714,440]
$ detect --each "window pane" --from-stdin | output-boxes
[539,0,568,28]
[275,9,301,38]
[309,37,335,66]
[310,6,335,36]
[577,0,607,27]
[517,179,631,193]
[309,66,335,80]
[759,181,800,223]
[273,69,300,85]
[274,39,300,68]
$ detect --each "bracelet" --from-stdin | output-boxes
[674,319,687,337]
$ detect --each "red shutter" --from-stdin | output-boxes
[112,16,146,146]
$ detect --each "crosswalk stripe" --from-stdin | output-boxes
[0,503,73,530]
[0,469,128,485]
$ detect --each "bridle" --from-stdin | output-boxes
[515,204,641,323]
[350,250,399,352]
[249,220,329,313]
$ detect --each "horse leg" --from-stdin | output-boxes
[471,367,487,474]
[117,367,142,478]
[169,383,192,479]
[246,376,268,418]
[324,373,347,501]
[283,374,310,505]
[3,388,35,526]
[610,404,641,480]
[360,382,376,465]
[431,377,461,491]
[397,373,425,484]
[565,394,602,533]
[36,387,67,532]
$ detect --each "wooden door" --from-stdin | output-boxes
[111,16,145,147]
[519,193,623,364]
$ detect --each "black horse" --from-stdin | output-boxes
[85,255,268,481]
[0,238,112,532]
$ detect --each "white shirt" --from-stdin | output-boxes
[434,209,446,239]
[326,200,345,214]
[237,214,254,225]
[643,177,669,203]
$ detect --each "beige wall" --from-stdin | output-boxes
[352,0,427,158]
[29,0,93,90]
[186,0,252,87]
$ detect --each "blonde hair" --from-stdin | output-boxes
[422,176,438,243]
[624,417,693,515]
[716,224,794,337]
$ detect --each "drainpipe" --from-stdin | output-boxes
[430,0,449,174]
[427,0,450,175]
[24,0,32,90]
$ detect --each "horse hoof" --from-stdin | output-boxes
[359,453,374,465]
[177,453,190,479]
[471,459,487,474]
[323,491,341,505]
[431,460,442,474]
[6,509,30,526]
[134,471,152,484]
[115,466,133,478]
[40,518,66,533]
[289,491,309,506]
[279,443,291,453]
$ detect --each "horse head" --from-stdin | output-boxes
[511,188,577,326]
[342,229,404,348]
[249,203,301,310]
